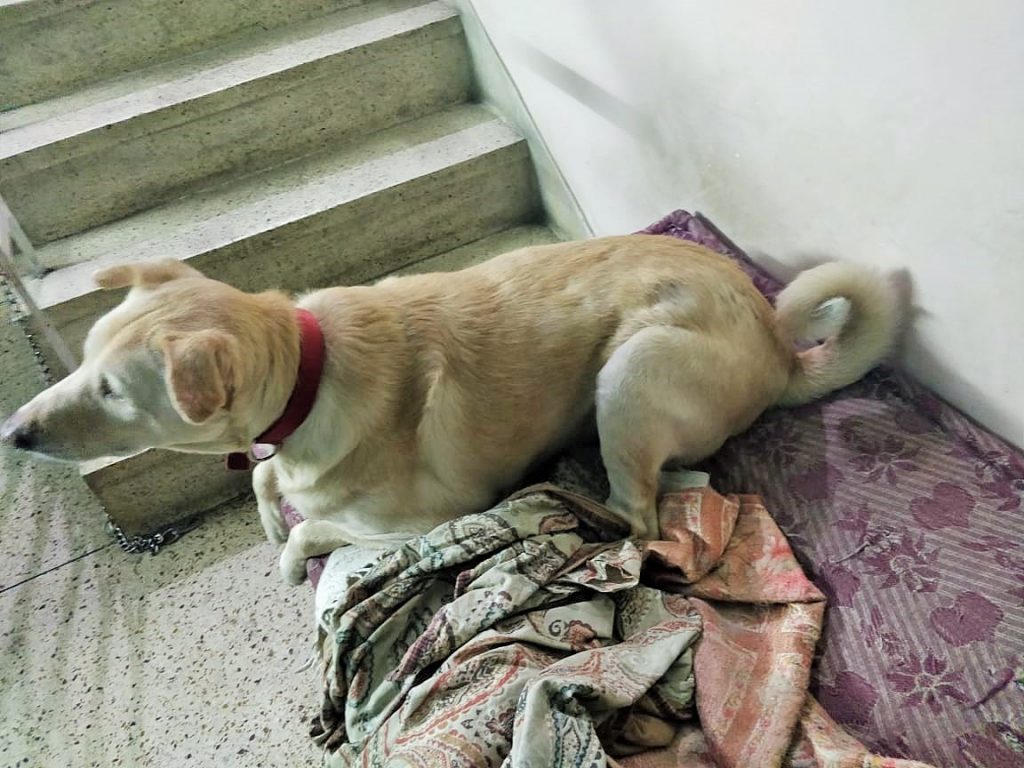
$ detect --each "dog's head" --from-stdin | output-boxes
[1,260,281,463]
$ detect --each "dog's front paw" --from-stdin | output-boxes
[279,547,308,586]
[252,461,288,545]
[258,496,288,545]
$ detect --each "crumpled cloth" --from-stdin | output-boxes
[310,477,935,767]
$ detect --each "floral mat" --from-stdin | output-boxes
[648,211,1024,767]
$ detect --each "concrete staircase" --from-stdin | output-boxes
[0,0,559,537]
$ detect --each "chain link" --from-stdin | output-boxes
[105,515,202,555]
[0,271,195,555]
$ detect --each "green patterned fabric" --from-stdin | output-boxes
[314,487,681,765]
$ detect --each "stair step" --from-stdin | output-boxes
[0,0,367,110]
[386,223,559,276]
[83,224,560,537]
[30,104,536,361]
[1,0,469,242]
[81,451,254,541]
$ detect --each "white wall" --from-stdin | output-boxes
[467,0,1024,447]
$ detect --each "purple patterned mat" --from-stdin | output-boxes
[646,210,1024,768]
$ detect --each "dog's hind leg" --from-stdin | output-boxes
[280,520,351,585]
[596,325,728,540]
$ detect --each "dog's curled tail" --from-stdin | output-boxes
[774,262,901,406]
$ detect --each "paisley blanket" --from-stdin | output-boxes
[309,475,933,767]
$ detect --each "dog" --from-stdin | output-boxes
[0,236,899,582]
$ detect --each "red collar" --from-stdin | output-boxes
[226,309,325,471]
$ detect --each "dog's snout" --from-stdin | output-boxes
[0,416,37,452]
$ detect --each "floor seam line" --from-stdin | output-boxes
[0,542,117,595]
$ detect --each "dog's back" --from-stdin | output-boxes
[290,236,793,525]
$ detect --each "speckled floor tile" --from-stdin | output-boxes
[0,497,321,768]
[0,299,114,590]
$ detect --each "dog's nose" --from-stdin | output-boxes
[0,416,36,451]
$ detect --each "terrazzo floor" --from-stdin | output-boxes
[0,301,321,766]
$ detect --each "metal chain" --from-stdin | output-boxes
[106,515,201,555]
[0,270,55,380]
[0,271,196,555]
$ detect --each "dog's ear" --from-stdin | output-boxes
[160,331,237,424]
[94,260,204,290]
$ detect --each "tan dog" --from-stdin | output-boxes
[0,236,899,582]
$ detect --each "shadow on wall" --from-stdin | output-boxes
[471,1,784,238]
[489,29,647,139]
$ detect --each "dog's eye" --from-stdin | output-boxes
[99,376,116,399]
